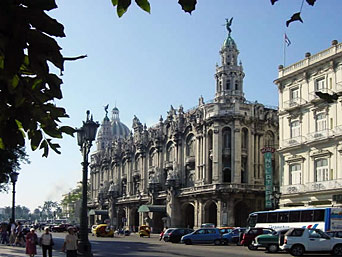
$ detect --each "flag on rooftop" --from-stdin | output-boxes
[285,33,291,47]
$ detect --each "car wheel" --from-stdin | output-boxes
[267,244,279,253]
[290,244,304,256]
[223,239,228,245]
[333,244,342,256]
[139,234,143,237]
[184,239,192,245]
[247,244,257,250]
[214,239,221,245]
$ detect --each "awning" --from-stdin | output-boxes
[88,210,108,216]
[138,205,166,213]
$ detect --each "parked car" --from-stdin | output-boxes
[280,227,342,256]
[222,227,246,245]
[240,227,274,250]
[162,228,175,242]
[200,223,215,228]
[168,228,194,243]
[326,230,342,238]
[218,227,235,235]
[181,228,222,245]
[252,229,289,253]
[51,223,70,232]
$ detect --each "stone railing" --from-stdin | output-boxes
[306,129,330,142]
[279,42,342,78]
[281,179,342,195]
[283,98,307,110]
[179,183,265,195]
[282,136,306,148]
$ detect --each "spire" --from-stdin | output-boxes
[215,18,245,103]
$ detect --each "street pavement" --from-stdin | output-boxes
[0,232,330,257]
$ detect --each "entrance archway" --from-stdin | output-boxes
[204,201,217,226]
[117,208,126,229]
[130,208,139,232]
[183,203,194,229]
[234,201,250,227]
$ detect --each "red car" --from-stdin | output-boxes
[52,223,70,232]
[240,227,274,250]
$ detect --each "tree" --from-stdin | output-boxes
[0,146,28,191]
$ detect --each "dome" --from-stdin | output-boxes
[223,35,236,49]
[111,107,130,139]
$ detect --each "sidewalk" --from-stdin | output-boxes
[0,245,65,257]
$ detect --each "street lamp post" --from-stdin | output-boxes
[10,172,19,222]
[76,110,99,257]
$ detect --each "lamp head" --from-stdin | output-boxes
[83,110,99,142]
[10,172,19,183]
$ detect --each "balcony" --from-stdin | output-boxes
[283,98,306,110]
[309,88,334,102]
[307,129,330,142]
[282,136,306,148]
[281,179,342,195]
[281,184,306,194]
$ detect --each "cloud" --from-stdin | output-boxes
[45,180,73,203]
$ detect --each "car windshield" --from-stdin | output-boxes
[165,229,174,234]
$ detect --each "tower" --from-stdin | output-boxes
[215,17,245,103]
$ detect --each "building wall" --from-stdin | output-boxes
[89,25,279,232]
[276,40,342,207]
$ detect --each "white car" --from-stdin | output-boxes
[280,228,342,256]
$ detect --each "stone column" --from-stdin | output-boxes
[213,127,221,183]
[233,124,242,183]
[227,197,235,226]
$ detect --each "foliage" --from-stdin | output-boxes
[0,205,31,221]
[111,0,197,17]
[0,0,76,159]
[0,146,29,192]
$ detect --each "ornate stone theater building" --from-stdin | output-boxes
[88,22,279,232]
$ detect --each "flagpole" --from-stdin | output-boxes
[283,32,286,67]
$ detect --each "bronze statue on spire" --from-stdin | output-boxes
[225,17,233,35]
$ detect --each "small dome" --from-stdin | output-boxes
[111,120,130,139]
[223,35,236,49]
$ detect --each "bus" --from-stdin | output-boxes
[247,207,342,232]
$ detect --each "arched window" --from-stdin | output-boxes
[186,135,195,157]
[222,127,232,149]
[223,167,231,183]
[241,128,248,150]
[264,131,275,148]
[167,143,174,162]
[226,80,231,90]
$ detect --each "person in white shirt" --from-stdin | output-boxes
[40,227,53,257]
[9,220,16,245]
[62,227,78,257]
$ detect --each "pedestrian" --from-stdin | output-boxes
[1,223,9,245]
[62,227,78,257]
[40,227,54,257]
[15,222,25,247]
[9,220,16,246]
[160,226,168,241]
[26,228,38,257]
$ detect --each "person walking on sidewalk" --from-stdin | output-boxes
[40,227,54,257]
[26,228,38,257]
[62,227,78,257]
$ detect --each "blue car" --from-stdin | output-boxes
[181,228,222,245]
[222,227,246,245]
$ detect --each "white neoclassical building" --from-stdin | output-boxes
[88,21,279,232]
[275,40,342,208]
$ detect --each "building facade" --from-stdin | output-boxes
[89,23,279,232]
[275,40,342,208]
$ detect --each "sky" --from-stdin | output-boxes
[1,0,342,212]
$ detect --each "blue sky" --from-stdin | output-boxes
[1,0,341,212]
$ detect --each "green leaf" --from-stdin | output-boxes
[0,138,4,150]
[27,10,65,37]
[117,0,131,17]
[30,130,42,151]
[22,0,58,11]
[43,127,62,138]
[60,126,75,137]
[11,75,20,89]
[135,0,150,13]
[47,74,63,99]
[112,0,118,6]
[178,0,197,14]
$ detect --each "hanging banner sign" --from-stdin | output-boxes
[261,148,275,209]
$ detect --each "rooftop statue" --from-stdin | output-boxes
[104,104,109,115]
[225,17,233,35]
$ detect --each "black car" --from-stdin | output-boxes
[169,228,194,243]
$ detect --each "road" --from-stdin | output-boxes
[49,232,329,257]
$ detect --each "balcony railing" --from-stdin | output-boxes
[281,179,342,195]
[282,136,306,147]
[281,184,306,194]
[283,98,306,110]
[307,129,330,142]
[179,183,265,195]
[309,88,335,102]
